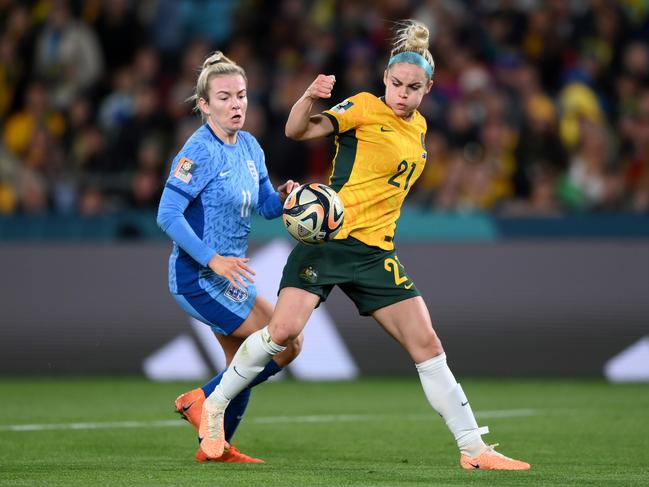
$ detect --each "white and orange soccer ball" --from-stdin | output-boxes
[282,183,345,244]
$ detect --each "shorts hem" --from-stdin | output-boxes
[358,290,421,316]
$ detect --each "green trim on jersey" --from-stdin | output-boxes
[330,130,358,192]
[322,112,340,135]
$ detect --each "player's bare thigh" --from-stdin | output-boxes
[371,296,444,363]
[268,287,320,345]
[222,294,303,366]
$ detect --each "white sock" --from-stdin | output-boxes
[416,353,488,458]
[205,327,286,409]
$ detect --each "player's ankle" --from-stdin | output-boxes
[205,387,229,409]
[460,438,488,458]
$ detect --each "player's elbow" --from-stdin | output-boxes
[284,125,303,140]
[156,211,168,231]
[156,207,174,232]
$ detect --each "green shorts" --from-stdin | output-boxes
[279,237,421,316]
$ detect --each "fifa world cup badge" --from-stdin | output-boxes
[331,100,353,113]
[173,157,195,183]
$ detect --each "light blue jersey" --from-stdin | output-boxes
[157,123,282,333]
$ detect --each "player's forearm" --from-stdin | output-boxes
[256,175,283,219]
[285,95,316,139]
[162,217,216,266]
[157,186,216,267]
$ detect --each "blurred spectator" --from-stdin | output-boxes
[98,67,136,137]
[559,119,624,211]
[2,80,65,160]
[623,89,649,212]
[93,0,145,70]
[33,0,104,110]
[513,93,567,200]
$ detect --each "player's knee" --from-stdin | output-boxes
[413,330,444,358]
[268,320,301,345]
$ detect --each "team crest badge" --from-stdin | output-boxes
[299,266,318,284]
[173,157,195,183]
[225,284,249,303]
[246,160,258,180]
[331,100,353,113]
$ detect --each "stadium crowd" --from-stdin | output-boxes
[0,0,648,217]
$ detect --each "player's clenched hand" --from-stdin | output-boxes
[304,74,335,100]
[208,254,256,289]
[277,180,301,201]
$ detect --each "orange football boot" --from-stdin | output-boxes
[174,388,205,432]
[198,401,226,459]
[460,444,531,470]
[195,443,264,463]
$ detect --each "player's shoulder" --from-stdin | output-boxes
[237,130,260,148]
[326,92,377,116]
[172,124,226,179]
[180,124,214,156]
[237,130,264,157]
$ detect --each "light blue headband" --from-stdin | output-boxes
[388,51,433,78]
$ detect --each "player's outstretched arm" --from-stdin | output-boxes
[285,74,336,141]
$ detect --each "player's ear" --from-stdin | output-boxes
[198,97,210,116]
[383,69,388,86]
[425,79,434,94]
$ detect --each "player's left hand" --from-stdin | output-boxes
[278,180,301,201]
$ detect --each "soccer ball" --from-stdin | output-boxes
[282,183,345,244]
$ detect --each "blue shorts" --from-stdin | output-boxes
[173,280,257,335]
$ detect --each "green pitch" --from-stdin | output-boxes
[0,378,648,486]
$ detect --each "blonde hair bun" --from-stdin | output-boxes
[404,22,430,51]
[203,51,233,69]
[389,20,435,78]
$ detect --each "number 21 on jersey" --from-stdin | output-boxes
[388,160,417,190]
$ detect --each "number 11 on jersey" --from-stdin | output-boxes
[241,189,252,217]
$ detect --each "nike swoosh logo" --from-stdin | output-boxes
[380,127,394,132]
[461,401,469,406]
[182,401,195,413]
[219,170,231,177]
[233,365,247,379]
[469,462,480,469]
[404,283,414,289]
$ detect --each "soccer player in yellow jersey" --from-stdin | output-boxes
[199,20,530,471]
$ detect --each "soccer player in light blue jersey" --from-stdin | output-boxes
[156,51,302,463]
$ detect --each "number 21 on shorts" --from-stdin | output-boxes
[384,256,413,289]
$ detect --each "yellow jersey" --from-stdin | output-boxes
[322,92,427,250]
